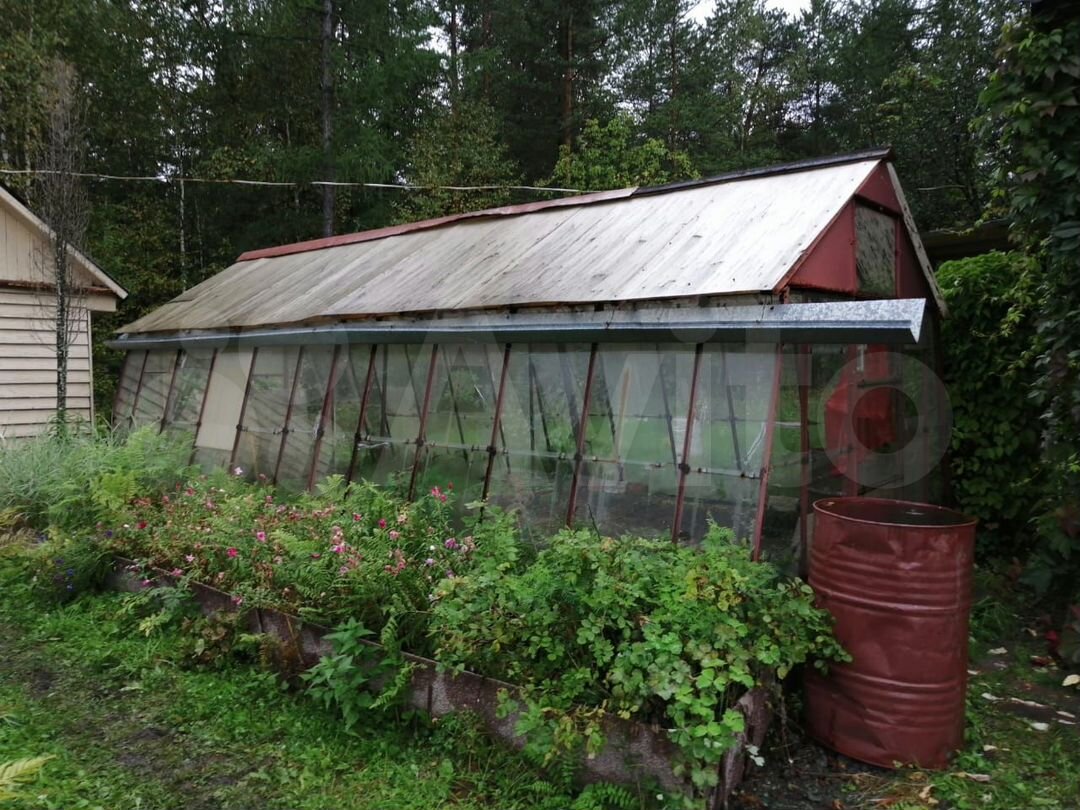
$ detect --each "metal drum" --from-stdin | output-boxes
[805,497,977,769]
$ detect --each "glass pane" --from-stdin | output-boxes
[193,347,253,465]
[689,344,777,475]
[234,346,300,481]
[856,205,897,296]
[113,350,145,428]
[680,471,760,546]
[485,344,590,543]
[351,344,433,492]
[413,344,505,517]
[312,344,371,482]
[571,345,695,538]
[676,344,777,544]
[163,350,214,432]
[277,346,336,490]
[132,350,176,427]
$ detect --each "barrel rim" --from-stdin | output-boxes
[812,496,978,529]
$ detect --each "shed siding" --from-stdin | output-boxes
[0,287,94,439]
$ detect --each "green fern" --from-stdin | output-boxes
[0,756,54,802]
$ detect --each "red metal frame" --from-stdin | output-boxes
[229,348,260,468]
[345,345,379,485]
[481,343,513,503]
[272,347,307,485]
[564,343,599,528]
[158,348,184,433]
[670,343,704,543]
[407,345,441,500]
[306,344,343,491]
[188,349,218,465]
[751,345,785,561]
[127,350,150,427]
[797,345,812,576]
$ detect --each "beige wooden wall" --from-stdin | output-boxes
[0,286,94,439]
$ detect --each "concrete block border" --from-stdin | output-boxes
[107,559,769,809]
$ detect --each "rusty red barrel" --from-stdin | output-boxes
[805,497,977,769]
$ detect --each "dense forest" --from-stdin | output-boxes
[0,0,1013,396]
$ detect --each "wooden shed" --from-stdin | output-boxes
[0,183,127,439]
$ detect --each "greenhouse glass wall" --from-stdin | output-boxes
[110,150,951,571]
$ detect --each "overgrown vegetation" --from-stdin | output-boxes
[0,561,617,810]
[0,429,845,806]
[937,251,1042,556]
[978,9,1080,602]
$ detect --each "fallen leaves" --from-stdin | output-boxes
[954,772,992,783]
[1063,673,1080,688]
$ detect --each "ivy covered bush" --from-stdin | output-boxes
[937,251,1042,555]
[431,527,846,795]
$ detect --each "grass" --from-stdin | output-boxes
[0,558,600,810]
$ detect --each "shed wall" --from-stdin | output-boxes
[0,287,94,439]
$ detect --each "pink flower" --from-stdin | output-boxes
[378,518,387,529]
[388,530,400,541]
[226,547,239,558]
[255,531,267,543]
[170,568,183,577]
[425,558,435,566]
[352,513,363,522]
[444,538,458,550]
[430,486,448,503]
[137,521,148,530]
[231,595,244,606]
[140,578,152,588]
[184,554,195,563]
[310,552,321,560]
[331,544,346,554]
[339,565,350,575]
[233,466,244,476]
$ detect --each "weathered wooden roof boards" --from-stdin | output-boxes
[119,149,945,337]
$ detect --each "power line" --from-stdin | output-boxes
[0,168,583,195]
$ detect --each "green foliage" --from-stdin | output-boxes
[431,524,847,799]
[301,618,403,730]
[979,13,1080,600]
[0,564,603,810]
[0,427,192,532]
[395,98,522,222]
[0,755,54,803]
[548,115,696,191]
[937,251,1042,553]
[26,533,110,603]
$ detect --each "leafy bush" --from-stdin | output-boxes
[430,525,847,798]
[102,473,519,652]
[937,251,1041,555]
[27,533,111,603]
[0,426,193,532]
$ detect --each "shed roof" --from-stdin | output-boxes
[120,149,939,335]
[0,182,127,299]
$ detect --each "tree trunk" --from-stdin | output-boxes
[320,0,335,237]
[561,12,575,149]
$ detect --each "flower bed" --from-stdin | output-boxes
[35,464,845,807]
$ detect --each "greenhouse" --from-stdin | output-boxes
[109,149,950,570]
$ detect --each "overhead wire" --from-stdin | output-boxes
[0,168,583,194]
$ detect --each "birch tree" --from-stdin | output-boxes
[33,60,89,433]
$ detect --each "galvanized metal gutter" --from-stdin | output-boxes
[107,299,927,351]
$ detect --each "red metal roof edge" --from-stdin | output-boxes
[237,148,894,263]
